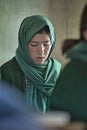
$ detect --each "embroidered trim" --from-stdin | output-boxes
[24,75,30,91]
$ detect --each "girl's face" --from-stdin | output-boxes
[28,32,51,64]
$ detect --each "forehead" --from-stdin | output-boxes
[31,33,50,42]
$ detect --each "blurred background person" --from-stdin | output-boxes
[60,38,79,69]
[49,3,87,123]
[0,81,43,130]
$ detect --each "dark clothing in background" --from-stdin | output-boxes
[50,41,87,122]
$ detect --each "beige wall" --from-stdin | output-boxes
[0,0,87,66]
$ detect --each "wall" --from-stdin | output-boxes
[0,0,87,66]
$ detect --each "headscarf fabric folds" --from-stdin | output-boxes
[16,15,61,113]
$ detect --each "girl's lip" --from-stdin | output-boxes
[37,56,45,59]
[37,57,45,61]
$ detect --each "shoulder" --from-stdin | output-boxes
[64,58,87,72]
[58,59,87,84]
[0,57,24,88]
[1,57,20,72]
[1,57,17,68]
[0,57,23,78]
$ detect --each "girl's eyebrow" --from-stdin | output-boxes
[30,40,50,43]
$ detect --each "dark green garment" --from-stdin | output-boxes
[0,58,24,91]
[0,57,61,113]
[0,57,52,112]
[50,42,87,122]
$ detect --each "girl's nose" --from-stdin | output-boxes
[38,44,45,53]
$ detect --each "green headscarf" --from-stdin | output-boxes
[16,15,61,113]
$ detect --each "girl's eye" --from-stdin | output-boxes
[30,44,37,47]
[43,41,51,47]
[29,41,51,47]
[30,42,38,47]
